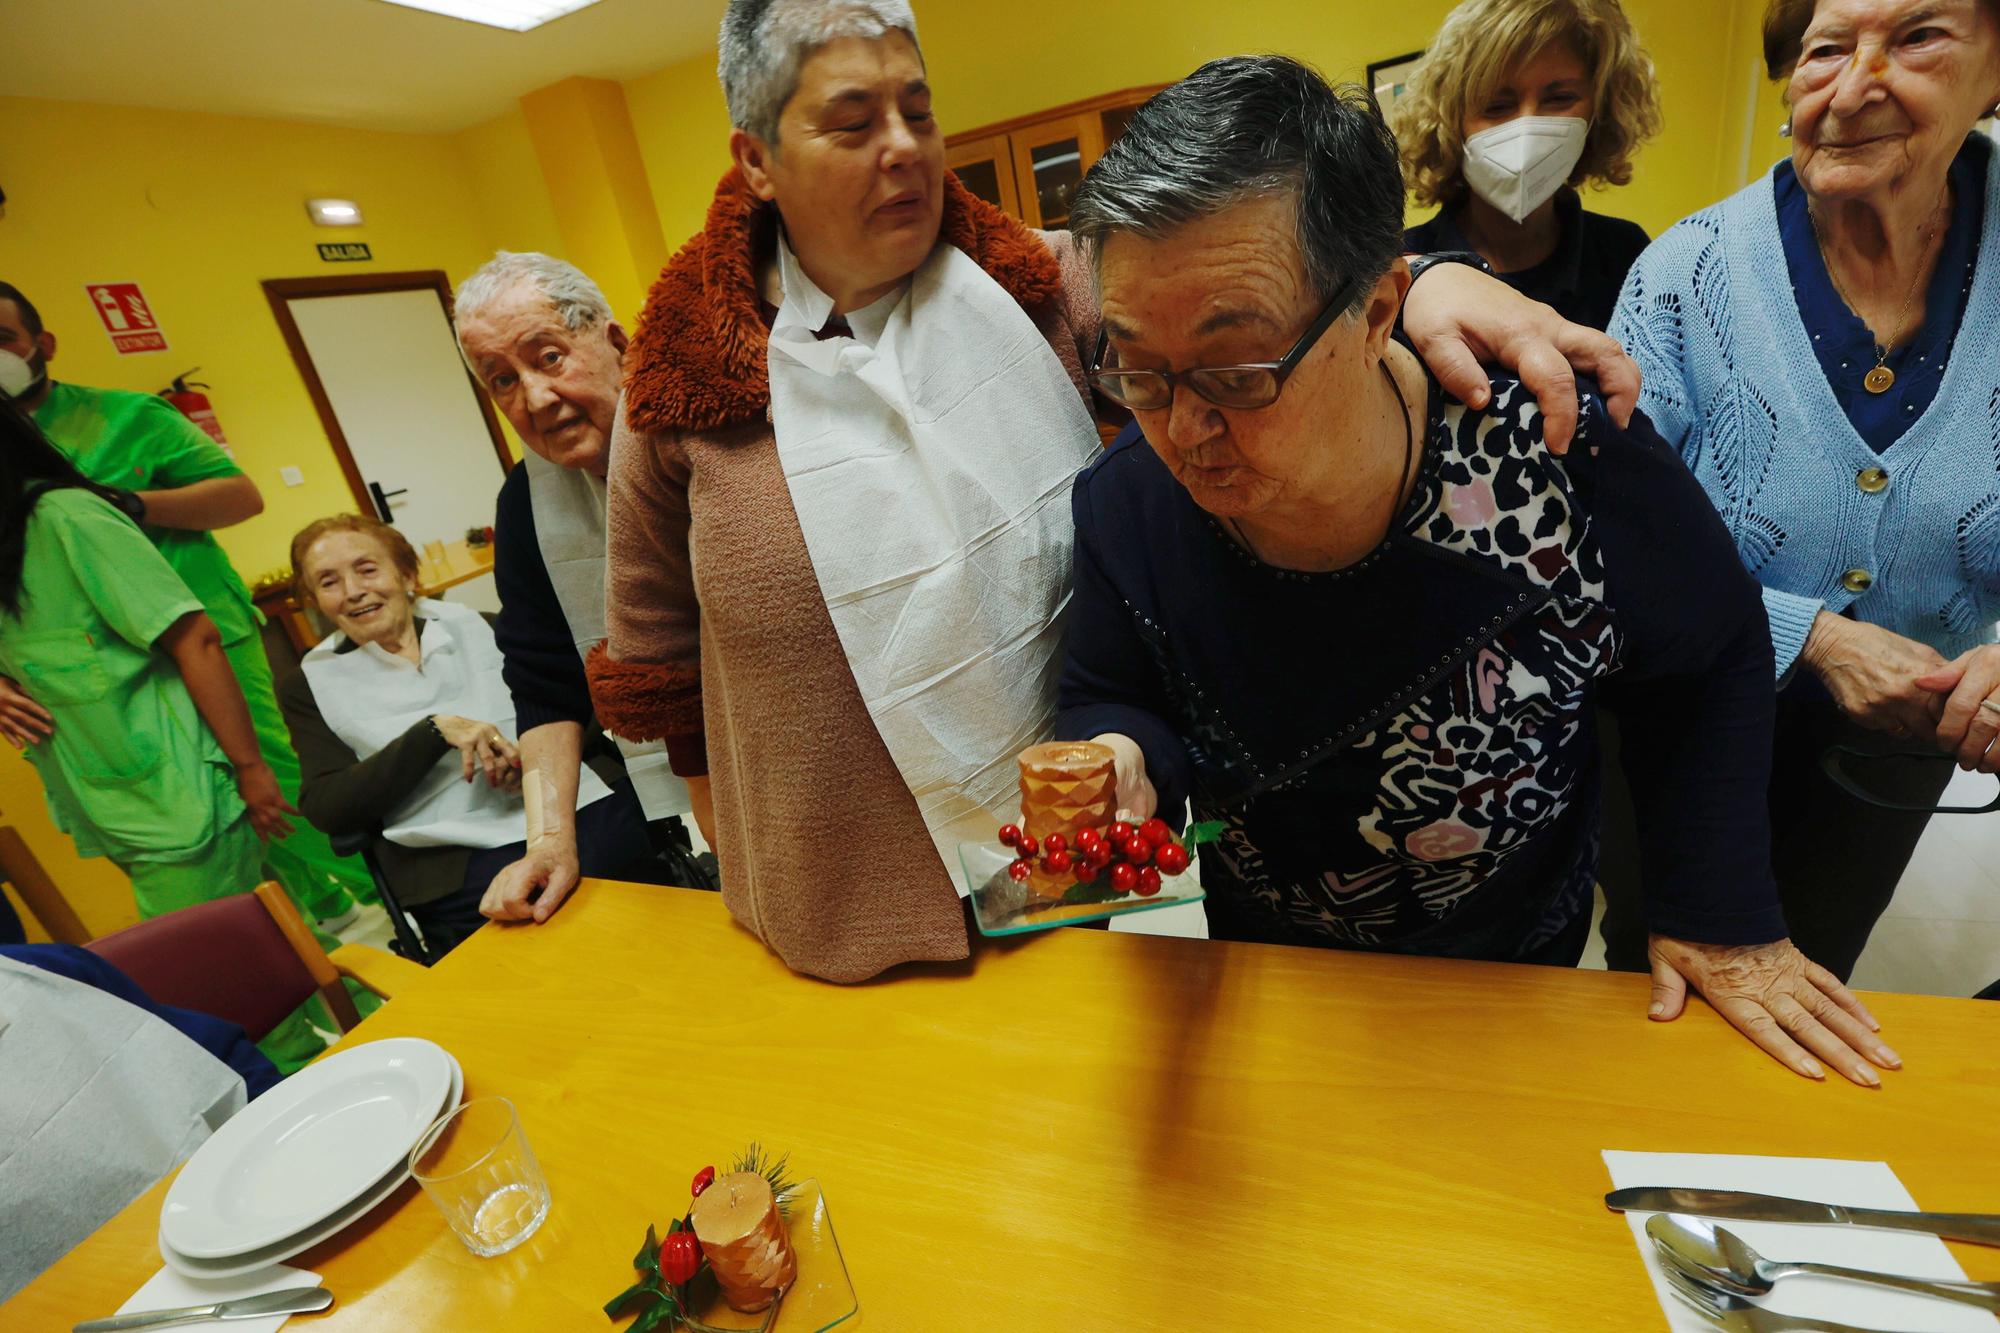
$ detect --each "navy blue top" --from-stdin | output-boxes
[1775,138,1987,453]
[1404,189,1651,332]
[1,943,281,1098]
[493,461,592,735]
[1056,375,1786,960]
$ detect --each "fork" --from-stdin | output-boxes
[1658,1257,1898,1333]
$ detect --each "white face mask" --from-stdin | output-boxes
[1461,116,1590,224]
[0,348,45,401]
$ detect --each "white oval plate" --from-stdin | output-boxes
[162,1037,454,1259]
[159,1050,462,1279]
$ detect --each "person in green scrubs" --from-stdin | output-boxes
[0,280,372,924]
[0,394,334,1070]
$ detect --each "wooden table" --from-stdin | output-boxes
[416,538,495,598]
[11,885,2000,1329]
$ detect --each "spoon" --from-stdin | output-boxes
[1647,1212,2000,1314]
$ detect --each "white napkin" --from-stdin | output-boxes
[1602,1150,1999,1331]
[112,1263,322,1331]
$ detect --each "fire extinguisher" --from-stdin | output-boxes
[157,368,234,457]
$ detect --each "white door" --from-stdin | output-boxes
[284,288,505,546]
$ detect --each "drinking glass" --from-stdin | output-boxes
[410,1096,550,1257]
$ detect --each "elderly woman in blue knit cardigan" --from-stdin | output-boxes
[1610,0,2000,981]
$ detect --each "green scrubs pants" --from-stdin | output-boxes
[222,635,376,922]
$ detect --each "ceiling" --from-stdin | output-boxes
[0,0,725,134]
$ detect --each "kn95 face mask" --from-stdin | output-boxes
[1460,116,1590,224]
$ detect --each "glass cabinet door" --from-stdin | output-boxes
[945,133,1021,218]
[1010,113,1106,229]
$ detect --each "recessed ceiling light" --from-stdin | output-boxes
[370,0,604,32]
[306,198,366,226]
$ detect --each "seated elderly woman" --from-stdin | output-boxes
[1057,55,1901,1086]
[277,515,666,957]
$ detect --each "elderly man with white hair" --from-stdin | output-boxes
[453,252,709,929]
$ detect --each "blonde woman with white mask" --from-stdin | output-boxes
[1399,0,1664,330]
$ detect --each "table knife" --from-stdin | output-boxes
[1606,1187,2000,1247]
[74,1286,334,1331]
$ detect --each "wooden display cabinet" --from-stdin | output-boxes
[945,86,1167,229]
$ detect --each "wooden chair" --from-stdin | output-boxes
[0,825,90,945]
[86,881,424,1039]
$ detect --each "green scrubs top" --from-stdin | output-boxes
[35,381,260,646]
[0,489,244,861]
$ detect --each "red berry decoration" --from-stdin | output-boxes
[1109,862,1139,893]
[691,1165,716,1198]
[1136,866,1163,897]
[1122,835,1152,866]
[1017,834,1039,858]
[1075,860,1100,883]
[1046,849,1073,874]
[1139,818,1172,847]
[1155,843,1191,876]
[997,824,1022,849]
[1044,832,1067,854]
[1085,840,1115,868]
[1108,821,1135,845]
[1007,858,1032,882]
[660,1228,702,1285]
[1075,827,1102,850]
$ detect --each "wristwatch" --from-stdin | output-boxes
[105,486,147,523]
[1397,251,1494,344]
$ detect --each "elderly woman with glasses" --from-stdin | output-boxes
[1607,0,2000,983]
[588,0,1648,984]
[1057,55,1902,1086]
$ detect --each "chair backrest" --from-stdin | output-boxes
[86,883,357,1039]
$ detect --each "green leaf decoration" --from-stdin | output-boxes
[631,1299,679,1333]
[666,1217,681,1234]
[603,1284,649,1319]
[1181,820,1226,848]
[1062,882,1122,904]
[633,1224,660,1278]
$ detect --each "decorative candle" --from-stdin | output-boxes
[1016,741,1117,899]
[687,1171,796,1313]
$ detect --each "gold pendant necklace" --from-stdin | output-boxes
[1809,193,1946,396]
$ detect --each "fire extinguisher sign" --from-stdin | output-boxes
[84,282,169,355]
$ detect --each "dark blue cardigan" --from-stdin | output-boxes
[1056,376,1787,960]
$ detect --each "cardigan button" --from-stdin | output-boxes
[1857,467,1889,494]
[1841,568,1874,594]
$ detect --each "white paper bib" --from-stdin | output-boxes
[766,235,1099,886]
[301,598,609,849]
[523,450,693,820]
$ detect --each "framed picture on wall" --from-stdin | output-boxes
[1368,50,1425,118]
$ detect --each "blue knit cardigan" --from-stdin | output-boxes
[1611,137,2000,675]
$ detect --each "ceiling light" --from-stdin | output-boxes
[306,198,366,226]
[369,0,604,31]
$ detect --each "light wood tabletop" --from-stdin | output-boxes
[416,538,495,597]
[10,883,2000,1330]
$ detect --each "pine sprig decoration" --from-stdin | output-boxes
[603,1222,689,1332]
[731,1141,797,1214]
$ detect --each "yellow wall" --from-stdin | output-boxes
[0,96,512,585]
[623,0,1768,251]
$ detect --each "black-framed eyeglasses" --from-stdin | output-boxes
[1087,272,1365,412]
[1820,745,2000,815]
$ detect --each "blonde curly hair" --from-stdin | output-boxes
[1395,0,1664,210]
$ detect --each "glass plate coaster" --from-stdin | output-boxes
[959,842,1205,938]
[682,1179,856,1333]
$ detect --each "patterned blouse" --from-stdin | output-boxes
[1057,376,1788,962]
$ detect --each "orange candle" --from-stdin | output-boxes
[687,1171,796,1313]
[1016,741,1117,899]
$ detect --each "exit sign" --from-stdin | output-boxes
[317,242,373,263]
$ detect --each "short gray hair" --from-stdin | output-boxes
[453,252,613,360]
[718,0,921,145]
[1069,56,1405,313]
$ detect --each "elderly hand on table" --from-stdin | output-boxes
[1648,935,1902,1086]
[481,837,580,924]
